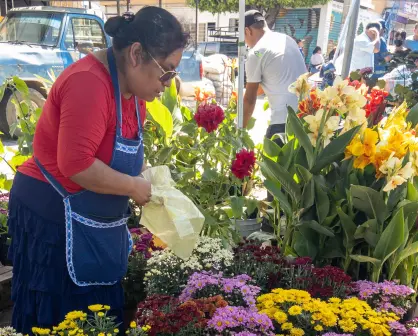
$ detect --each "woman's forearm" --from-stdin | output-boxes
[70,159,135,196]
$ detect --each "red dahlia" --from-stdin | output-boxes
[194,103,225,133]
[231,149,256,179]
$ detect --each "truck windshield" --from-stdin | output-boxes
[0,11,64,46]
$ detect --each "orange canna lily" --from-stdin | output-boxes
[194,87,213,103]
[231,91,238,101]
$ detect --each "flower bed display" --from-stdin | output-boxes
[5,234,418,335]
[3,70,418,336]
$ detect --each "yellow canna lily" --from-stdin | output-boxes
[362,128,379,157]
[345,128,378,170]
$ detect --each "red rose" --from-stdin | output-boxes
[231,149,256,179]
[194,103,225,133]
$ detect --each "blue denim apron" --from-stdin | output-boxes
[34,47,144,286]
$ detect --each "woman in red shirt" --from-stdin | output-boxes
[8,6,188,333]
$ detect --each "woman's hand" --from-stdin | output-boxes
[129,176,152,206]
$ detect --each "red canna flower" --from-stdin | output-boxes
[231,149,256,179]
[297,89,322,118]
[365,88,389,124]
[194,103,225,133]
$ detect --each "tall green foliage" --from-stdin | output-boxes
[188,0,331,28]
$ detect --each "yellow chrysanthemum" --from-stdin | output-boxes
[130,321,137,329]
[281,322,293,330]
[88,304,106,312]
[288,305,303,316]
[32,328,51,335]
[274,311,288,324]
[141,325,151,332]
[65,311,87,321]
[290,327,305,336]
[314,324,324,331]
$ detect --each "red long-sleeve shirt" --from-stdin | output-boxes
[19,54,146,193]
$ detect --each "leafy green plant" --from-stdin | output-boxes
[188,0,331,28]
[0,77,42,192]
[260,74,418,285]
[144,83,261,244]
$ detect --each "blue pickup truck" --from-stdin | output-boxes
[0,6,204,135]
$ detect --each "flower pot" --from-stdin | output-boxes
[0,234,11,266]
[236,219,261,238]
[404,302,418,322]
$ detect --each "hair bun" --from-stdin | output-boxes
[104,16,128,38]
[122,12,135,22]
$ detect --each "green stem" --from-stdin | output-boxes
[343,252,352,273]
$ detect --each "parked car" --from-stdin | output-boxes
[0,6,206,135]
[177,46,215,102]
[198,42,238,58]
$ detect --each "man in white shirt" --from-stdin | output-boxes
[349,22,381,73]
[243,10,306,143]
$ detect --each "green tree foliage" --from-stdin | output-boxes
[188,0,331,28]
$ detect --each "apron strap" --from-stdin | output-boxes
[34,157,69,198]
[107,47,123,137]
[107,47,143,138]
[135,98,142,135]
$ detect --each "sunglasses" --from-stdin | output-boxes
[148,53,178,83]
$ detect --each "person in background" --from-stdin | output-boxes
[328,47,336,62]
[405,23,418,51]
[401,31,407,42]
[349,22,381,73]
[372,19,391,79]
[296,38,305,59]
[310,46,325,74]
[393,31,408,58]
[243,10,306,234]
[243,10,305,141]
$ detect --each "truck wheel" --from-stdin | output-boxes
[0,87,46,137]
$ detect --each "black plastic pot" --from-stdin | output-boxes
[0,234,11,266]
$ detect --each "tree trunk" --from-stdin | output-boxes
[264,6,281,30]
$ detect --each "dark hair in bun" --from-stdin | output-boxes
[104,6,189,60]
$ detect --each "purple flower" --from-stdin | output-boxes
[353,280,414,317]
[207,306,273,335]
[322,334,354,336]
[390,321,409,336]
[179,271,261,309]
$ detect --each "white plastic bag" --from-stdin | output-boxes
[203,54,229,74]
[140,166,205,260]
